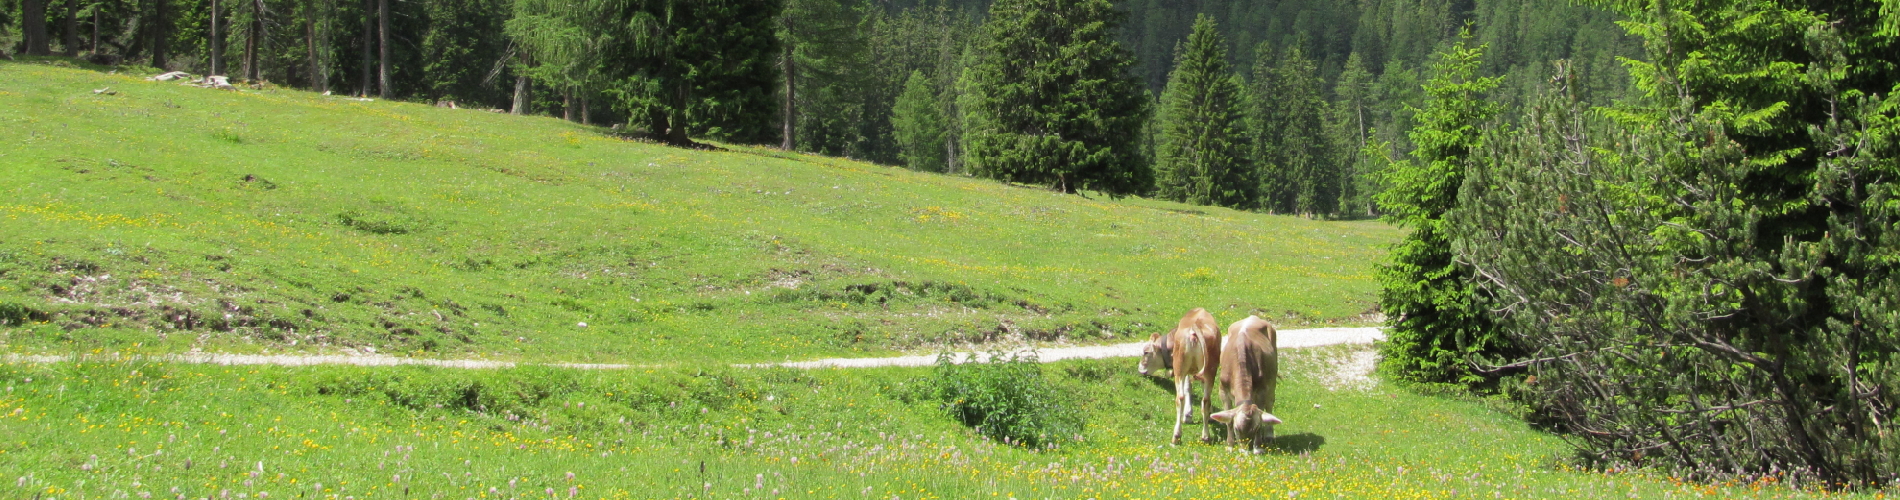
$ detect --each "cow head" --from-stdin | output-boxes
[1137,333,1170,376]
[1210,404,1282,453]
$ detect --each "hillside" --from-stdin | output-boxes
[0,61,1395,363]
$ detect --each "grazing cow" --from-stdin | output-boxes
[1209,315,1282,453]
[1138,308,1221,445]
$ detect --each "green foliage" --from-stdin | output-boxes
[960,0,1151,196]
[1152,15,1253,209]
[918,351,1082,448]
[1373,29,1505,388]
[1454,0,1900,486]
[420,0,513,106]
[891,69,947,172]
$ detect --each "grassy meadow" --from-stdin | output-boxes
[0,59,1390,364]
[1,59,1882,499]
[3,344,1861,500]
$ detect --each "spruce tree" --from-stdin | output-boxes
[1274,46,1336,216]
[1248,43,1289,211]
[509,0,785,145]
[1153,14,1252,208]
[422,0,514,106]
[1329,53,1376,217]
[1373,29,1502,386]
[1251,44,1334,215]
[779,0,870,153]
[960,0,1151,196]
[892,70,948,172]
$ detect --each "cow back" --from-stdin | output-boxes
[1170,308,1220,379]
[1221,316,1279,410]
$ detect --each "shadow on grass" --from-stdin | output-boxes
[1267,432,1326,454]
[1144,374,1176,393]
[2,54,158,74]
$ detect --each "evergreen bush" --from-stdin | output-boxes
[1452,0,1900,485]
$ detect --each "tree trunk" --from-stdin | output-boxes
[306,0,323,92]
[510,75,529,115]
[90,7,99,53]
[63,0,78,57]
[377,0,390,99]
[666,84,691,145]
[245,0,263,81]
[581,96,590,125]
[152,0,170,68]
[358,0,371,96]
[209,0,222,74]
[945,130,957,174]
[780,38,795,150]
[562,90,572,121]
[648,111,671,143]
[22,0,50,56]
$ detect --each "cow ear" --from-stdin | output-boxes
[1258,412,1283,425]
[1209,409,1237,423]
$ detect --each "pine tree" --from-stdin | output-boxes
[509,0,785,145]
[1153,14,1252,208]
[779,0,869,153]
[1276,46,1336,216]
[960,0,1151,196]
[892,70,947,172]
[1248,43,1289,211]
[1373,29,1501,386]
[422,0,513,107]
[1329,52,1376,216]
[1251,44,1334,215]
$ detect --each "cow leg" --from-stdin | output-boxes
[1262,381,1279,442]
[1198,375,1217,443]
[1171,377,1190,445]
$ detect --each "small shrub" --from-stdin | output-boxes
[0,302,42,326]
[336,209,426,235]
[919,350,1083,448]
[211,128,244,144]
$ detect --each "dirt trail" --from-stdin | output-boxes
[2,327,1383,370]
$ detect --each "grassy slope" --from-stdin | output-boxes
[1,61,1391,363]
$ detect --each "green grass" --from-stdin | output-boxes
[0,60,1393,363]
[0,345,1862,499]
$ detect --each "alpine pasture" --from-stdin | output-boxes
[0,61,1863,499]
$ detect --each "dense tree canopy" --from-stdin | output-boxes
[960,0,1152,196]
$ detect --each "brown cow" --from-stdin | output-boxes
[1138,308,1221,445]
[1209,315,1282,453]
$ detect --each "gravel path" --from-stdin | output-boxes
[2,327,1383,370]
[756,327,1384,369]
